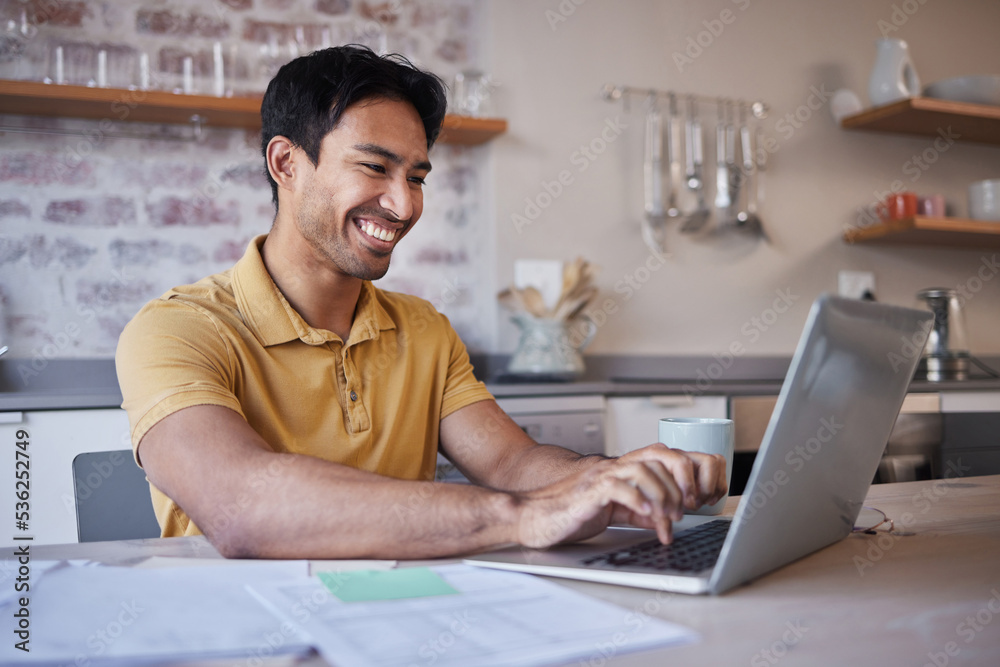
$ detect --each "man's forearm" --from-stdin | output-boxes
[207,450,522,560]
[141,405,525,561]
[489,443,613,492]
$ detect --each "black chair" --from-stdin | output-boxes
[72,450,160,542]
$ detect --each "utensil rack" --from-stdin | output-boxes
[601,83,768,118]
[601,83,771,253]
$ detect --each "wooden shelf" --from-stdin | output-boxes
[0,79,506,144]
[0,79,262,128]
[438,115,508,145]
[843,216,1000,249]
[840,97,1000,146]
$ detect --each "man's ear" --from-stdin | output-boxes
[266,136,299,192]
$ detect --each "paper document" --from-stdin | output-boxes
[0,560,65,609]
[134,555,397,573]
[0,560,312,665]
[250,563,698,667]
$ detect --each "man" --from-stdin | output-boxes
[116,45,726,560]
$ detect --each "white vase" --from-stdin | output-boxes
[868,38,921,107]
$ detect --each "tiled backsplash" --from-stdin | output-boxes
[0,0,493,363]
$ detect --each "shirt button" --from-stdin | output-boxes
[350,390,358,401]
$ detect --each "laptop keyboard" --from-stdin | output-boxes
[580,519,731,573]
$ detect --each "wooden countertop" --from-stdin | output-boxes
[4,475,998,665]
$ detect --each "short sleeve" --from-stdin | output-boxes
[439,317,494,419]
[116,298,245,465]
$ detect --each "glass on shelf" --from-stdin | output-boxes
[61,42,97,87]
[450,70,495,117]
[1,9,43,82]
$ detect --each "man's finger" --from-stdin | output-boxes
[633,460,684,521]
[610,462,681,542]
[684,451,727,505]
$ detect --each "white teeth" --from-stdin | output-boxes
[359,221,396,242]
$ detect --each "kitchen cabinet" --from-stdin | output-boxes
[0,408,131,547]
[0,79,508,145]
[840,98,1000,250]
[496,395,606,455]
[940,390,1000,413]
[605,395,727,456]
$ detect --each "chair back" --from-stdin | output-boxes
[73,450,160,542]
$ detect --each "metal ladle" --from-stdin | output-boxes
[734,110,768,241]
[641,92,667,254]
[680,96,710,233]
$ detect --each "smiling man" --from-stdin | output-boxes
[116,45,726,559]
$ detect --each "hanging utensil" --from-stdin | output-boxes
[665,93,683,219]
[732,107,753,228]
[713,103,732,220]
[641,93,667,253]
[734,119,768,241]
[680,97,710,233]
[726,103,741,208]
[643,96,664,218]
[716,102,753,237]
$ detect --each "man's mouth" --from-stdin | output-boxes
[356,219,397,243]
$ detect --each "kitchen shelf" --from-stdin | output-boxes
[840,97,1000,146]
[843,216,1000,249]
[0,79,507,145]
[437,115,508,145]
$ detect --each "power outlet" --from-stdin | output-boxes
[514,259,564,311]
[838,270,876,299]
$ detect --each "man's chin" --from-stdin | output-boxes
[349,257,391,282]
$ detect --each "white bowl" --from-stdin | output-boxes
[924,75,1000,106]
[969,179,1000,222]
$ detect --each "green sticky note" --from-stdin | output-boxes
[317,567,459,602]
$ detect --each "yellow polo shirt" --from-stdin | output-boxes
[116,235,493,537]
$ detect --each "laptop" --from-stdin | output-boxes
[466,295,933,595]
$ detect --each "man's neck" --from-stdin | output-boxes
[260,224,362,342]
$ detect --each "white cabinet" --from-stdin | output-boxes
[606,395,727,456]
[940,391,1000,413]
[0,408,131,547]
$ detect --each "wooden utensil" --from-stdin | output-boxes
[520,286,549,318]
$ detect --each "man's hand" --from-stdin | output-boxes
[514,444,728,549]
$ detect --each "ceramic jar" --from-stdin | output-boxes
[507,314,597,378]
[868,38,921,107]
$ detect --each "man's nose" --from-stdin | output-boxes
[378,177,415,222]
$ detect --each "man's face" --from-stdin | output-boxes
[290,97,431,281]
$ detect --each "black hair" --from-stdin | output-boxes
[260,44,448,207]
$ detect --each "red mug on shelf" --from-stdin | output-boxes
[877,191,918,221]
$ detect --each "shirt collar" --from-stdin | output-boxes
[232,235,396,347]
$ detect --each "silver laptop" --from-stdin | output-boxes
[466,295,933,595]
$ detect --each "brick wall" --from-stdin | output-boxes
[0,0,492,367]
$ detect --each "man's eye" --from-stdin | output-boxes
[408,176,426,186]
[363,163,386,174]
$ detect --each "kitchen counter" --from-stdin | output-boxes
[0,358,124,411]
[2,355,1000,412]
[480,353,1000,398]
